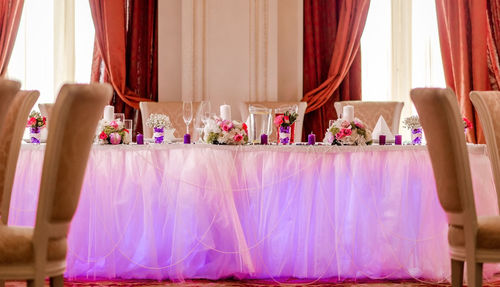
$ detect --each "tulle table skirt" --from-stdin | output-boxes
[8,144,499,282]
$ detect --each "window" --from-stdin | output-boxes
[8,0,95,105]
[361,0,445,131]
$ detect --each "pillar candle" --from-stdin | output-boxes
[136,133,144,145]
[308,133,316,145]
[184,134,191,144]
[261,134,268,145]
[342,105,354,122]
[395,134,402,145]
[220,104,231,121]
[379,135,386,145]
[103,105,114,121]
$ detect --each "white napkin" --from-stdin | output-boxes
[372,115,394,142]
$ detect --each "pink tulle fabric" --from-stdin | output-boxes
[7,144,500,282]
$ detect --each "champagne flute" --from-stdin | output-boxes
[200,101,211,125]
[183,101,193,134]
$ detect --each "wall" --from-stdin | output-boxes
[158,0,303,121]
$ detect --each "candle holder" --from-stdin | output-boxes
[395,135,402,145]
[136,133,144,145]
[30,127,41,144]
[260,134,268,145]
[153,127,164,144]
[279,126,291,145]
[379,135,386,145]
[184,134,191,144]
[308,133,316,145]
[411,128,423,145]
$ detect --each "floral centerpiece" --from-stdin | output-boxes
[403,115,422,145]
[463,117,472,134]
[26,111,46,144]
[146,113,173,143]
[97,120,130,145]
[323,118,372,146]
[274,110,298,144]
[203,117,248,145]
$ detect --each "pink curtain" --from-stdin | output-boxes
[302,0,370,141]
[0,0,24,77]
[436,0,490,143]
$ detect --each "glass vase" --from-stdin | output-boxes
[153,127,164,144]
[411,128,423,145]
[279,126,291,145]
[30,127,41,144]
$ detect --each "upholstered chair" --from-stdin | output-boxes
[0,83,112,287]
[38,103,54,129]
[239,101,307,142]
[0,90,39,225]
[0,79,21,133]
[470,91,500,209]
[411,87,500,287]
[139,101,201,138]
[334,101,404,134]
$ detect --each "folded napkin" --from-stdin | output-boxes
[372,115,394,142]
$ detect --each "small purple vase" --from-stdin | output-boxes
[30,127,41,144]
[279,126,291,145]
[411,128,422,145]
[153,127,164,144]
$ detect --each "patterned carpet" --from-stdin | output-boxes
[5,279,500,287]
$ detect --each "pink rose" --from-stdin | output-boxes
[110,121,119,129]
[222,120,233,132]
[234,134,243,142]
[354,121,364,129]
[341,128,352,137]
[99,131,108,140]
[274,115,284,127]
[341,120,350,129]
[27,117,36,127]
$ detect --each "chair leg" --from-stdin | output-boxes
[451,259,464,287]
[27,276,45,287]
[0,280,5,287]
[466,260,483,287]
[49,275,64,287]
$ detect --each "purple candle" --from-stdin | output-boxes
[308,133,316,145]
[184,134,191,144]
[379,135,386,145]
[395,134,402,145]
[136,133,144,145]
[261,134,268,145]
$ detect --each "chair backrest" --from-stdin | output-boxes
[34,83,112,251]
[334,101,404,135]
[470,91,500,208]
[38,103,54,129]
[140,101,201,138]
[239,101,308,142]
[0,79,21,133]
[410,88,476,229]
[0,90,39,224]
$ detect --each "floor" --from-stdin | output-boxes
[5,279,500,287]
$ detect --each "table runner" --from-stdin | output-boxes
[8,144,499,282]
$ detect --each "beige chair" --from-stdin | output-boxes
[0,91,40,225]
[239,101,307,142]
[470,91,500,209]
[334,101,404,134]
[411,87,500,287]
[0,83,112,287]
[0,79,21,133]
[140,101,201,138]
[38,103,54,129]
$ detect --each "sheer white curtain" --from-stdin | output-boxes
[361,0,445,135]
[7,0,95,105]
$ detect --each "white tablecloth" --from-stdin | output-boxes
[8,144,499,282]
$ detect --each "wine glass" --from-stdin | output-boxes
[200,101,211,125]
[183,101,193,134]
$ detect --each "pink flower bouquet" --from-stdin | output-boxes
[203,117,248,145]
[323,118,372,146]
[96,120,130,144]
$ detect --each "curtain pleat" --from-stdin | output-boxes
[0,0,24,77]
[302,0,369,141]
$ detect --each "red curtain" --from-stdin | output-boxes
[436,0,489,144]
[90,0,158,134]
[302,0,370,141]
[0,0,24,76]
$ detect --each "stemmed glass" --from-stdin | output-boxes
[183,101,193,134]
[200,101,211,125]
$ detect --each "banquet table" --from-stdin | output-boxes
[8,143,500,282]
